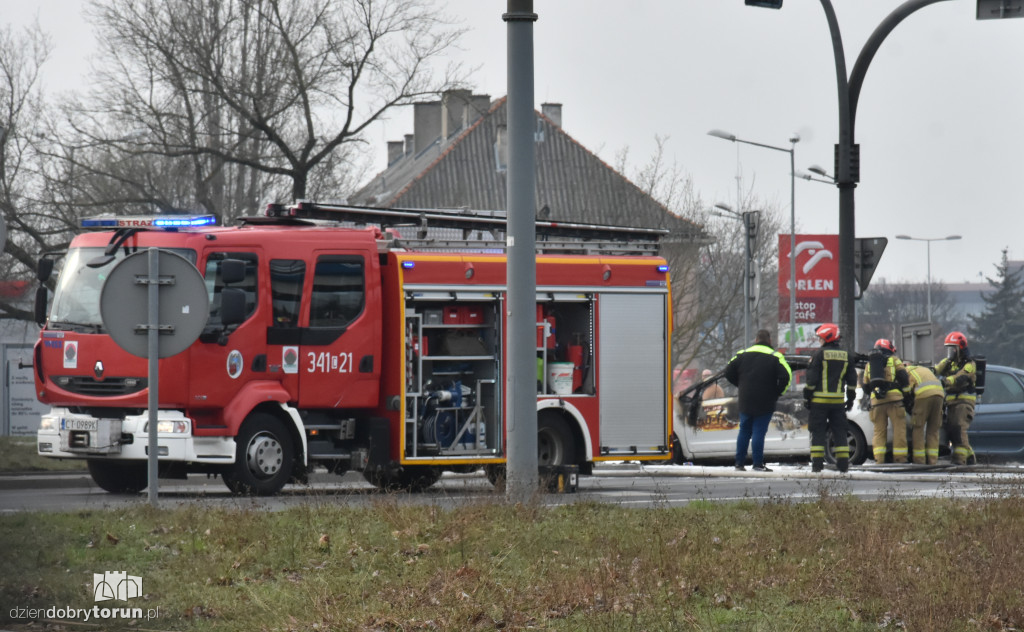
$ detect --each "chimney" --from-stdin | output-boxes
[470,94,491,122]
[387,141,404,165]
[404,134,414,156]
[541,103,562,128]
[413,100,442,154]
[441,89,472,140]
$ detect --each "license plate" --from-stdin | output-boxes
[62,417,98,432]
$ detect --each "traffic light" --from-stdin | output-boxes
[853,237,887,294]
[746,0,783,7]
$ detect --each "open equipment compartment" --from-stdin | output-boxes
[404,292,500,459]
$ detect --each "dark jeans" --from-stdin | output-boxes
[736,412,773,466]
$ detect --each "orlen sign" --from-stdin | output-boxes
[778,234,839,298]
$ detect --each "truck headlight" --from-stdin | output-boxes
[39,417,57,431]
[144,420,190,434]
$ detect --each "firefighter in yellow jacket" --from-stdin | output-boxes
[934,331,978,465]
[904,364,945,465]
[862,339,911,463]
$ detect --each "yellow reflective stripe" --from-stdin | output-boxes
[915,384,943,397]
[946,393,977,402]
[811,394,844,404]
[810,446,826,458]
[873,446,888,460]
[833,446,850,458]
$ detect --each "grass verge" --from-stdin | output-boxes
[0,436,86,472]
[3,492,1024,631]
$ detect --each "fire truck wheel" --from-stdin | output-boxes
[223,414,295,496]
[537,415,577,467]
[87,460,149,494]
[363,465,441,492]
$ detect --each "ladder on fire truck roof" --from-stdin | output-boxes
[245,202,668,255]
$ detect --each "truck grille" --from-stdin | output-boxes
[55,376,148,397]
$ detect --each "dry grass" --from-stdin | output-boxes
[4,489,1024,631]
[0,436,86,472]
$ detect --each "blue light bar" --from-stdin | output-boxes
[81,214,217,230]
[401,261,415,269]
[657,265,669,273]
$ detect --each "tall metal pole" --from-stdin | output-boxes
[503,0,538,501]
[147,248,160,507]
[788,139,797,354]
[926,240,933,323]
[709,131,797,352]
[818,0,954,354]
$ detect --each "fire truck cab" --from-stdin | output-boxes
[34,204,673,495]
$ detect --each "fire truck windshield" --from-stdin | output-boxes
[48,247,196,331]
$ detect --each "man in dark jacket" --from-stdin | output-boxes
[724,329,793,472]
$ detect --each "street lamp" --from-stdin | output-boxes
[746,0,1021,358]
[708,129,799,353]
[894,234,962,323]
[713,202,760,346]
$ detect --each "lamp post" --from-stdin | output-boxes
[713,203,760,346]
[746,0,1021,356]
[895,234,962,323]
[708,130,799,353]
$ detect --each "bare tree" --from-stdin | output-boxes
[614,137,786,374]
[76,0,467,220]
[0,21,78,322]
[857,278,958,358]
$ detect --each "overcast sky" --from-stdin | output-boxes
[7,0,1023,286]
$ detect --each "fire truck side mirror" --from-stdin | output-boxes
[220,287,246,327]
[37,257,54,282]
[34,286,49,326]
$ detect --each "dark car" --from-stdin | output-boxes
[968,364,1024,462]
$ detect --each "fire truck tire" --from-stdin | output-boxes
[537,415,577,467]
[87,460,149,494]
[363,465,441,492]
[223,414,295,496]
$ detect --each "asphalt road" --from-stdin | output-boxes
[3,462,1023,513]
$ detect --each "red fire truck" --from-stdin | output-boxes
[33,203,673,495]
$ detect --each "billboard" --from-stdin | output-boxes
[778,234,840,352]
[778,234,839,298]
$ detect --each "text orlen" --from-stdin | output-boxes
[794,279,834,292]
[9,606,160,622]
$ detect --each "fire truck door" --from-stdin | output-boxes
[295,253,381,409]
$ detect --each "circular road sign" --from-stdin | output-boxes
[100,249,210,358]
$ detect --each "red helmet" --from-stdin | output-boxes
[874,339,896,354]
[945,331,968,350]
[816,323,840,344]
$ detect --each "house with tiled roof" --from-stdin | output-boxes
[350,90,705,245]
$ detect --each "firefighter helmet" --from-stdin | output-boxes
[816,323,840,344]
[944,331,968,350]
[874,339,896,354]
